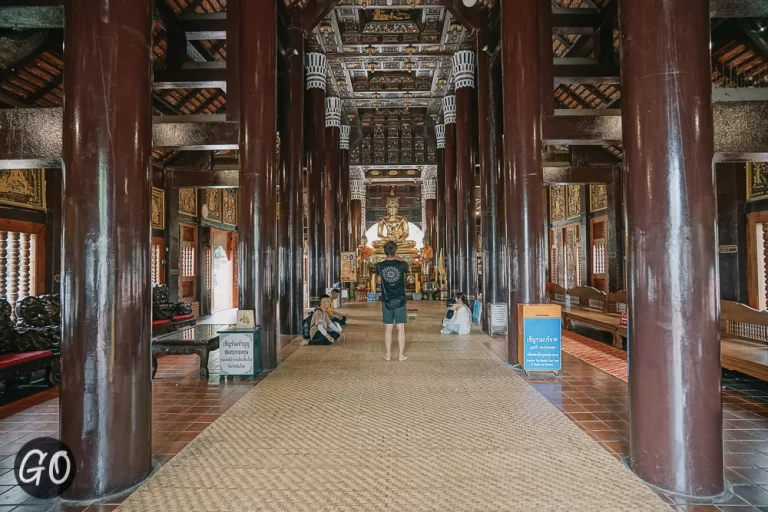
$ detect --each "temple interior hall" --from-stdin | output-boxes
[0,0,767,510]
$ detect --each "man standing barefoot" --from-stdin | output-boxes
[375,241,409,361]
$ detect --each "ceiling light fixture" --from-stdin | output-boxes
[462,0,477,6]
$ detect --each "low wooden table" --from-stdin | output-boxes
[152,324,231,378]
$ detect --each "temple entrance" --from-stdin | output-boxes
[210,228,235,314]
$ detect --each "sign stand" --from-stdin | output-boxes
[217,326,261,380]
[517,304,562,375]
[489,303,507,336]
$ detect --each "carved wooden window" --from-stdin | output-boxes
[179,224,198,302]
[550,223,580,290]
[590,215,608,293]
[0,229,42,318]
[151,237,164,286]
[746,211,768,310]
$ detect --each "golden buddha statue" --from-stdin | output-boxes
[372,195,416,254]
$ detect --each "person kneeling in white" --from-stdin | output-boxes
[441,292,471,335]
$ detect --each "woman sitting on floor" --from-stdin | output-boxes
[441,292,472,335]
[304,294,344,345]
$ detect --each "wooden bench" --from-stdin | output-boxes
[151,324,222,379]
[545,282,567,305]
[0,350,60,389]
[560,285,627,349]
[720,300,768,381]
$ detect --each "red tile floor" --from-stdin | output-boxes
[488,333,768,511]
[0,335,300,512]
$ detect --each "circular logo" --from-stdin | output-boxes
[381,266,401,284]
[14,437,76,499]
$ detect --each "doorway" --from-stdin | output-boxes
[210,228,236,313]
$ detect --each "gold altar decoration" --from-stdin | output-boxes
[590,185,608,212]
[358,236,374,281]
[372,192,416,262]
[223,188,237,226]
[179,188,197,216]
[566,185,580,219]
[0,169,45,211]
[204,189,221,221]
[747,162,768,202]
[151,187,164,230]
[550,185,565,222]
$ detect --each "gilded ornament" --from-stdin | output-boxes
[566,185,580,219]
[151,188,164,230]
[550,185,565,222]
[589,185,608,212]
[223,189,237,226]
[205,189,222,221]
[179,188,197,216]
[747,162,768,202]
[0,169,45,211]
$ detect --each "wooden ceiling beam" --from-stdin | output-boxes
[441,0,485,32]
[710,0,768,18]
[297,0,342,34]
[154,63,227,90]
[553,62,621,84]
[543,166,614,185]
[168,169,238,188]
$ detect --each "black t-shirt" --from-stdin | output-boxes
[376,259,410,301]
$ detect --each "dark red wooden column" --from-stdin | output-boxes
[454,51,477,299]
[61,0,153,499]
[435,124,446,268]
[501,0,545,364]
[351,179,364,250]
[621,0,723,497]
[239,0,277,370]
[477,31,506,334]
[339,125,352,253]
[278,27,305,335]
[442,97,459,294]
[424,179,437,260]
[306,53,327,304]
[324,97,341,287]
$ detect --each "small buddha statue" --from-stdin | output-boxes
[372,195,416,253]
[420,236,434,277]
[358,235,373,279]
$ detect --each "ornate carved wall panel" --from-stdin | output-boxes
[151,187,164,230]
[565,226,580,289]
[590,185,608,212]
[550,185,565,223]
[748,162,768,202]
[223,189,237,226]
[203,189,221,222]
[179,188,197,217]
[566,185,580,219]
[0,170,45,211]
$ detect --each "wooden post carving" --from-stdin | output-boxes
[762,223,768,307]
[0,231,7,302]
[19,233,30,300]
[7,232,19,318]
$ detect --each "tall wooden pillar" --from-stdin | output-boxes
[621,0,723,497]
[278,27,305,335]
[61,0,153,499]
[351,179,365,250]
[423,178,437,259]
[325,97,341,287]
[454,51,477,299]
[501,0,546,364]
[306,53,327,304]
[435,124,446,265]
[339,125,352,254]
[478,33,505,333]
[443,96,459,293]
[239,0,277,371]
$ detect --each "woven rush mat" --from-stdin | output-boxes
[117,302,668,512]
[562,332,629,382]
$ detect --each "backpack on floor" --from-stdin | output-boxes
[302,309,317,339]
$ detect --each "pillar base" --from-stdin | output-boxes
[60,460,158,505]
[622,457,729,502]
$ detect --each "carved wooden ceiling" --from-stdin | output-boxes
[307,2,475,127]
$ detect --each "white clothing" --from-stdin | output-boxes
[442,304,471,335]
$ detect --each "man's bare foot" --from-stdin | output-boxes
[399,355,407,361]
[384,353,391,361]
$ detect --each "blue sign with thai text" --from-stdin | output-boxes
[523,317,562,371]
